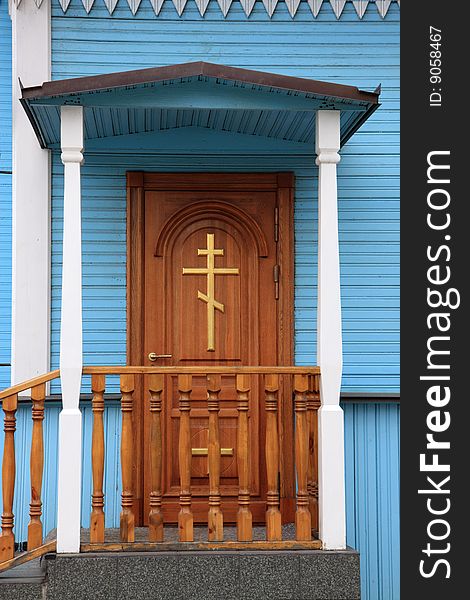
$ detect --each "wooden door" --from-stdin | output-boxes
[127,173,294,525]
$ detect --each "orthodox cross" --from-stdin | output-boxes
[183,233,239,351]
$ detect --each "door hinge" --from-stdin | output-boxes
[273,264,280,300]
[274,206,279,242]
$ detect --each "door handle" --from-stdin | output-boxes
[148,353,172,362]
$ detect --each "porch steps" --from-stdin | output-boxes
[0,547,360,599]
[0,558,45,599]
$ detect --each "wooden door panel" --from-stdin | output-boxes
[128,172,294,525]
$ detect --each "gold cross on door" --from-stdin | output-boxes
[182,233,239,351]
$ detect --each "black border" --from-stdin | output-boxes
[401,2,468,595]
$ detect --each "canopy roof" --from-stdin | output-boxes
[21,61,380,149]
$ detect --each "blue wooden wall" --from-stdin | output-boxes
[345,402,400,600]
[0,2,11,389]
[0,400,399,600]
[50,0,400,394]
[0,5,400,600]
[47,6,400,599]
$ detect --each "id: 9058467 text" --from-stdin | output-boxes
[429,26,442,107]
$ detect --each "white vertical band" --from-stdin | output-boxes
[316,110,346,550]
[11,2,51,386]
[56,106,84,553]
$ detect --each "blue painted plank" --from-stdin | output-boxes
[343,402,400,600]
[0,5,11,384]
[0,401,122,542]
[1,399,399,600]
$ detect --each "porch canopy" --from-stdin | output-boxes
[18,62,381,554]
[20,61,379,149]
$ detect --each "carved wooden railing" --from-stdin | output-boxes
[0,365,321,565]
[82,366,321,545]
[0,370,60,565]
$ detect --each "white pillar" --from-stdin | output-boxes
[11,1,51,385]
[56,106,84,553]
[316,110,346,550]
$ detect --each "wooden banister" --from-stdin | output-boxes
[148,374,164,542]
[307,375,320,533]
[207,374,223,542]
[90,374,106,544]
[265,374,282,541]
[0,370,60,400]
[178,375,193,542]
[0,394,18,561]
[294,374,311,541]
[28,383,45,550]
[83,366,320,375]
[120,374,135,543]
[236,374,252,542]
[0,364,321,565]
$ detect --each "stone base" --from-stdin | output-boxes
[1,548,360,600]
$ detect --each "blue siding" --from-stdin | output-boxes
[344,402,400,600]
[1,400,400,600]
[50,2,400,394]
[0,3,11,389]
[0,401,122,542]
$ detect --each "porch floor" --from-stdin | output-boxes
[76,525,322,552]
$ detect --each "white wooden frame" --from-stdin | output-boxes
[11,1,51,387]
[316,110,346,550]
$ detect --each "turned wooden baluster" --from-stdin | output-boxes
[120,374,135,542]
[90,374,106,543]
[294,374,311,541]
[265,374,282,541]
[149,374,164,542]
[0,394,17,562]
[307,374,320,533]
[28,384,45,550]
[178,375,193,542]
[236,374,252,542]
[207,374,223,541]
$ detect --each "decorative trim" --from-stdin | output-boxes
[376,0,391,18]
[81,0,95,12]
[216,0,233,16]
[285,0,301,17]
[240,0,256,16]
[308,0,324,17]
[195,0,210,15]
[330,0,346,18]
[262,0,278,17]
[127,0,142,14]
[172,0,187,15]
[352,0,369,18]
[104,0,119,13]
[11,0,400,19]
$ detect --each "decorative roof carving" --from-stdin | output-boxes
[195,0,210,15]
[104,0,119,13]
[330,0,346,18]
[18,0,401,19]
[352,0,369,18]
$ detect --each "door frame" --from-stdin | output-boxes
[126,171,295,524]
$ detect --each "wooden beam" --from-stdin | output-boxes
[0,370,60,400]
[83,366,320,375]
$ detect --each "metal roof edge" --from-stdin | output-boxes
[21,62,380,107]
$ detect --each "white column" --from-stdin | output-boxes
[11,2,51,385]
[56,106,84,553]
[316,110,346,550]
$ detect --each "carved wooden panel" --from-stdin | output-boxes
[127,172,295,525]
